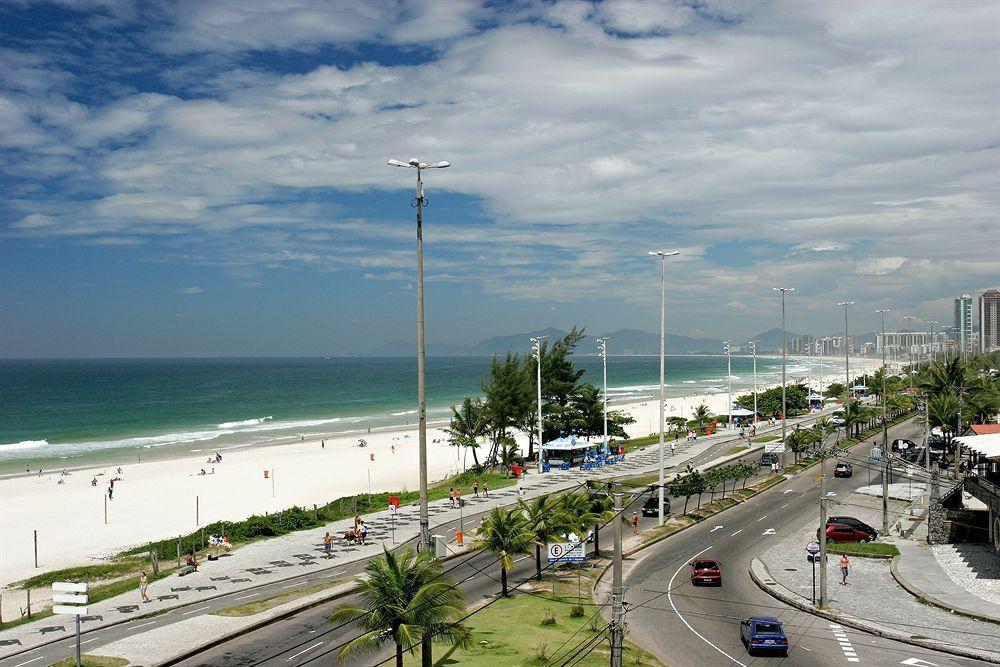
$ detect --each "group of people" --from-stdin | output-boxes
[448,480,489,508]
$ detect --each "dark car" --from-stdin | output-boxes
[819,523,873,544]
[901,447,925,464]
[641,495,670,517]
[740,616,788,656]
[826,516,878,540]
[759,452,779,467]
[833,462,853,477]
[891,438,916,452]
[690,558,722,586]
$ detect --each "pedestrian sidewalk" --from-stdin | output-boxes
[0,428,740,660]
[753,489,1000,661]
[892,540,1000,623]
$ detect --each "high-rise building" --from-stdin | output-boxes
[954,294,973,355]
[980,288,1000,353]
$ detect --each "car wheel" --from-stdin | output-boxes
[826,538,835,545]
[859,538,869,544]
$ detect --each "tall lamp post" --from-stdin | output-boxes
[388,157,450,550]
[748,340,758,424]
[875,307,891,528]
[926,320,938,366]
[837,301,854,406]
[531,336,548,473]
[723,341,733,431]
[774,287,795,468]
[650,249,680,527]
[598,337,613,454]
[903,314,918,388]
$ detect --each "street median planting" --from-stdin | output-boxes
[212,580,343,617]
[834,542,899,558]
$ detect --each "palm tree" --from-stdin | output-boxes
[813,416,835,447]
[584,488,615,557]
[920,356,968,397]
[786,428,819,462]
[519,495,568,580]
[693,404,711,431]
[558,492,602,541]
[928,392,960,443]
[330,547,470,667]
[446,397,488,468]
[473,507,536,597]
[841,399,872,439]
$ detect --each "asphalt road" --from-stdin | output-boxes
[624,418,990,667]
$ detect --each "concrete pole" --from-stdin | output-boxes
[882,451,890,536]
[658,256,666,526]
[819,455,828,606]
[414,166,431,550]
[611,490,624,667]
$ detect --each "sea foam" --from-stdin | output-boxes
[217,416,273,429]
[0,439,48,451]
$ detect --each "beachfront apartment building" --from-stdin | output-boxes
[813,335,857,356]
[980,288,1000,353]
[954,294,973,355]
[876,331,949,360]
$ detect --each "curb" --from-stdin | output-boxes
[889,555,1000,626]
[749,557,1000,664]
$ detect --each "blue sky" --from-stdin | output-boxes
[1,0,998,357]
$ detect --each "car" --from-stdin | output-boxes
[759,452,780,467]
[690,558,721,586]
[833,462,853,477]
[830,413,846,426]
[740,616,789,656]
[901,447,925,463]
[891,438,916,452]
[826,516,878,540]
[819,522,873,544]
[641,495,671,517]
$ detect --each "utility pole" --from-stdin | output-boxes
[818,451,829,607]
[774,287,794,469]
[650,249,679,526]
[882,449,890,537]
[749,340,758,424]
[924,394,931,471]
[903,315,918,390]
[838,301,854,404]
[876,309,891,486]
[724,340,733,431]
[610,489,624,667]
[598,337,613,454]
[532,336,547,473]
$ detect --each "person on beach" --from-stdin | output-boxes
[108,484,114,501]
[473,480,479,497]
[323,532,333,559]
[321,440,325,449]
[670,442,676,456]
[390,444,395,454]
[139,571,150,603]
[517,484,525,497]
[840,554,850,585]
[455,488,462,507]
[631,512,639,535]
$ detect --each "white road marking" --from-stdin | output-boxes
[829,624,859,662]
[81,637,101,645]
[182,605,211,615]
[900,659,939,666]
[757,515,767,521]
[282,583,301,589]
[12,657,44,667]
[762,528,776,535]
[286,641,324,661]
[779,503,789,509]
[132,620,158,629]
[321,570,345,578]
[710,526,723,532]
[731,529,742,536]
[667,546,748,667]
[783,489,795,494]
[234,592,261,600]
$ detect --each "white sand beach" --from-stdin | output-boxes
[0,359,876,599]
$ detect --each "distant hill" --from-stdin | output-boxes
[366,326,723,356]
[751,327,804,352]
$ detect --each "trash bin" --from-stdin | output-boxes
[456,531,463,546]
[434,534,448,558]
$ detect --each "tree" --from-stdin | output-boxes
[692,404,712,430]
[583,486,614,557]
[481,353,531,463]
[667,416,688,433]
[786,427,818,462]
[736,384,809,418]
[928,392,960,443]
[737,461,756,488]
[445,397,488,468]
[473,507,536,597]
[841,399,872,439]
[518,495,568,581]
[669,467,706,514]
[330,547,470,667]
[558,493,602,540]
[824,382,845,399]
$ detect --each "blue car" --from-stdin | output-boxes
[740,616,789,656]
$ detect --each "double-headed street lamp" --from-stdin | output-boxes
[837,301,855,405]
[773,287,794,468]
[531,336,548,473]
[650,249,680,526]
[748,340,758,425]
[387,157,450,550]
[598,337,613,454]
[903,314,919,389]
[723,340,733,431]
[926,320,938,365]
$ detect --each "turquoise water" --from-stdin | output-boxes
[0,355,832,471]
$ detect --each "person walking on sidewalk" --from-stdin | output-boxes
[323,532,333,559]
[631,512,639,536]
[473,479,479,497]
[670,442,676,456]
[482,481,489,498]
[840,553,850,585]
[139,571,150,603]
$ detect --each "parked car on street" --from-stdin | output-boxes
[819,522,874,544]
[826,516,878,540]
[759,452,779,467]
[833,462,853,477]
[690,558,722,586]
[891,438,916,452]
[641,495,671,517]
[740,616,789,656]
[830,412,846,426]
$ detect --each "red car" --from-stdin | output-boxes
[819,523,873,544]
[690,558,722,586]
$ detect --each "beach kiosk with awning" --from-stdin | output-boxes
[541,436,596,467]
[807,393,824,411]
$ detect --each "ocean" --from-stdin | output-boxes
[0,355,837,472]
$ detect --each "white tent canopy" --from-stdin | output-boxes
[726,406,756,416]
[807,394,824,401]
[955,433,1000,459]
[541,436,594,452]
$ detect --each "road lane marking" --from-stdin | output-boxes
[282,583,301,589]
[762,528,776,535]
[12,658,44,667]
[830,624,859,662]
[132,620,158,629]
[783,489,795,494]
[757,515,767,521]
[667,546,748,667]
[779,503,789,509]
[182,605,211,615]
[234,593,261,600]
[710,526,723,532]
[286,641,324,661]
[731,529,742,536]
[81,637,101,645]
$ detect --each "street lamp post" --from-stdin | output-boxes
[387,157,450,550]
[598,337,613,454]
[926,320,938,366]
[650,249,680,527]
[532,336,548,473]
[875,309,890,455]
[723,341,733,431]
[837,301,854,406]
[903,314,918,388]
[774,287,795,468]
[748,340,758,425]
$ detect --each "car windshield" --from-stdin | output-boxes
[694,561,717,569]
[754,622,783,635]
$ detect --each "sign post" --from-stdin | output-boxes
[546,541,587,564]
[806,542,820,604]
[53,581,88,667]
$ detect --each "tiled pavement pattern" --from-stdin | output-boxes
[0,419,800,659]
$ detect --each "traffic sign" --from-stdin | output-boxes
[388,504,396,515]
[547,541,587,563]
[806,541,820,555]
[764,441,785,453]
[53,582,87,593]
[53,581,89,665]
[53,604,88,616]
[53,593,88,605]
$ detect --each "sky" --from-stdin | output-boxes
[1,0,998,357]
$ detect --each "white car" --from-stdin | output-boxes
[830,414,846,426]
